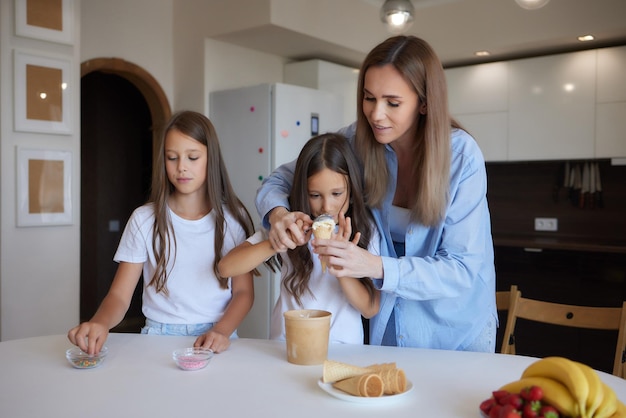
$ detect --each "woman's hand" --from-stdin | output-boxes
[268,207,312,251]
[313,232,383,279]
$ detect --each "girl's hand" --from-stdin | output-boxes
[268,207,312,251]
[194,329,230,354]
[333,212,360,244]
[67,321,109,355]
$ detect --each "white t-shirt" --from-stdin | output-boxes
[114,204,247,325]
[249,226,380,344]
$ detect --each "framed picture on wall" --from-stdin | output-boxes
[16,147,73,227]
[15,0,74,45]
[13,50,72,135]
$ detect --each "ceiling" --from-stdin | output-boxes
[207,0,626,69]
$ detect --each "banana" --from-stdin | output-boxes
[522,356,588,417]
[607,399,626,418]
[574,360,604,417]
[499,376,579,418]
[595,382,618,418]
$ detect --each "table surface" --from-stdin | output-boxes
[1,333,624,417]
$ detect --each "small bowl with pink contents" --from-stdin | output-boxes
[172,347,213,371]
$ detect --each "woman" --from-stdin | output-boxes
[255,36,497,352]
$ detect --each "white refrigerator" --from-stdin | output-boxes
[209,83,344,338]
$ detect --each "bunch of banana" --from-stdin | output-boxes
[499,356,626,418]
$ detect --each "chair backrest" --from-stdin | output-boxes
[501,287,626,378]
[496,285,520,312]
[496,285,521,354]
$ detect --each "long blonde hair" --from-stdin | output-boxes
[355,36,458,226]
[149,110,255,293]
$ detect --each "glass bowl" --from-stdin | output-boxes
[172,347,214,371]
[66,346,108,369]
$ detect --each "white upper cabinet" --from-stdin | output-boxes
[447,62,509,114]
[508,50,596,161]
[596,46,626,158]
[446,62,508,161]
[597,45,626,103]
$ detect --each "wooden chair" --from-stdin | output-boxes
[501,286,626,378]
[496,285,521,354]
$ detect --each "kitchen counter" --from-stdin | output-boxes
[494,234,626,254]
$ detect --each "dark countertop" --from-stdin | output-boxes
[493,234,626,254]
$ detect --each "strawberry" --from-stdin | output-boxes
[522,400,541,418]
[489,404,502,418]
[504,393,524,409]
[520,385,543,402]
[480,398,496,415]
[498,404,522,418]
[493,390,511,405]
[539,405,560,418]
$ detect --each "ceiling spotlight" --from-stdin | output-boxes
[515,0,550,10]
[380,0,415,34]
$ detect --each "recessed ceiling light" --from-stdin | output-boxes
[474,51,490,57]
[577,35,595,42]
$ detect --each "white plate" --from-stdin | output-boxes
[317,378,414,404]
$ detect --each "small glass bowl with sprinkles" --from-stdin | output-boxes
[172,347,213,371]
[66,346,108,369]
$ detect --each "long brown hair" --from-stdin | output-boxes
[283,133,377,306]
[148,110,255,293]
[355,35,458,226]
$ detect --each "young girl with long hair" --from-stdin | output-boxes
[68,110,255,355]
[219,133,380,344]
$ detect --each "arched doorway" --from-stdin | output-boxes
[80,58,171,331]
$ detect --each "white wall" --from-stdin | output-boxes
[0,0,82,340]
[205,38,286,116]
[81,0,175,105]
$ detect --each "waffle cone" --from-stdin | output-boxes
[322,360,372,383]
[313,225,333,272]
[332,373,384,397]
[377,367,407,394]
[366,362,397,371]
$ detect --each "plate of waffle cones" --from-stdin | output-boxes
[318,360,414,403]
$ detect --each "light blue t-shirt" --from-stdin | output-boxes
[255,124,497,351]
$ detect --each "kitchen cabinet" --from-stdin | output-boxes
[597,45,626,102]
[596,46,626,158]
[446,62,508,161]
[455,113,508,161]
[508,50,596,161]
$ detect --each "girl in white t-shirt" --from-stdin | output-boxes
[68,111,255,355]
[218,133,380,344]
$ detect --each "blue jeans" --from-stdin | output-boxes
[141,318,238,338]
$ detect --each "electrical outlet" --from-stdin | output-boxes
[534,217,558,231]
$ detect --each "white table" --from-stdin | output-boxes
[1,334,624,417]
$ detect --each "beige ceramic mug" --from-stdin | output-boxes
[283,309,332,365]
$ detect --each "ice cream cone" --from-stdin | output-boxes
[332,373,384,397]
[312,214,335,272]
[322,360,372,383]
[376,367,407,395]
[366,362,397,371]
